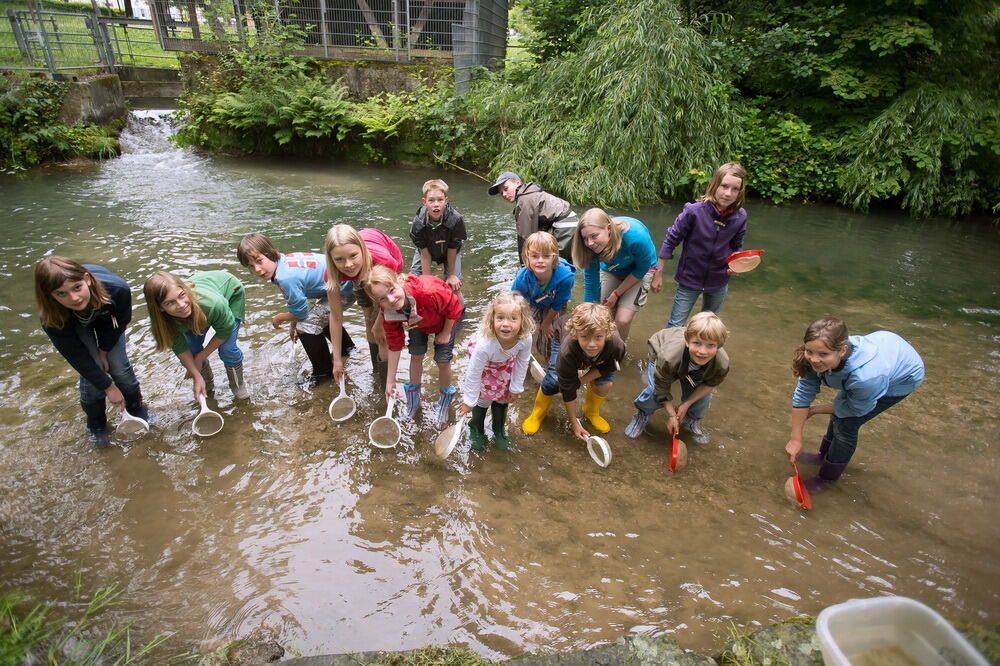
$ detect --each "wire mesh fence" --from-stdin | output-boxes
[2,0,507,82]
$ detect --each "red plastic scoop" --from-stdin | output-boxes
[726,249,764,273]
[668,435,687,472]
[789,461,812,510]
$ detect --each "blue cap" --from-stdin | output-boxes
[488,171,521,195]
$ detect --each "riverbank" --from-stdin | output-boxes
[210,618,1000,665]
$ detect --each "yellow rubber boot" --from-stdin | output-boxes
[521,389,554,435]
[582,390,611,433]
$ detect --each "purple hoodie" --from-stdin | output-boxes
[658,200,747,291]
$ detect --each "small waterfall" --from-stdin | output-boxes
[118,109,181,155]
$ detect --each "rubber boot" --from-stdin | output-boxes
[340,325,355,357]
[797,436,831,465]
[521,389,554,435]
[82,399,110,447]
[225,363,250,399]
[368,343,381,373]
[436,385,457,427]
[299,332,333,383]
[402,382,421,420]
[376,361,389,393]
[681,416,710,445]
[468,406,488,451]
[491,402,512,450]
[582,390,610,434]
[201,361,215,392]
[122,386,152,424]
[804,459,849,494]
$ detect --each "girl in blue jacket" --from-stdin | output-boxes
[571,208,657,342]
[35,256,150,448]
[785,318,924,494]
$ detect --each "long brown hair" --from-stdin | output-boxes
[700,162,747,210]
[792,317,849,377]
[143,271,207,352]
[34,256,110,329]
[571,208,626,269]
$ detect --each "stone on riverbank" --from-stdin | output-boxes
[717,619,822,665]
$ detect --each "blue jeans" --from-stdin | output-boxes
[79,332,142,431]
[666,284,729,328]
[632,363,711,418]
[824,393,911,464]
[540,334,562,396]
[184,320,243,368]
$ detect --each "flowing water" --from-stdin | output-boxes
[0,112,998,659]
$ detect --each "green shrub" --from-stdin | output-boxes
[738,102,841,203]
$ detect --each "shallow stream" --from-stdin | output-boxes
[0,112,997,658]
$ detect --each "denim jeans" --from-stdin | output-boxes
[666,284,729,328]
[407,313,464,364]
[183,319,243,368]
[78,332,142,431]
[824,393,910,464]
[410,251,462,280]
[540,334,562,396]
[632,362,711,418]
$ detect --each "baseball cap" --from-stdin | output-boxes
[488,171,521,195]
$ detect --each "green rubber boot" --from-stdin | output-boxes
[469,406,488,451]
[491,402,512,450]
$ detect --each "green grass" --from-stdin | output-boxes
[0,582,181,665]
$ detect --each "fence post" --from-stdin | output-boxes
[35,11,59,75]
[8,9,30,57]
[86,15,114,69]
[317,0,328,58]
[390,0,400,61]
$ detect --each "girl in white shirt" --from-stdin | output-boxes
[459,292,535,451]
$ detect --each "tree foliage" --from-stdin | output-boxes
[469,0,742,208]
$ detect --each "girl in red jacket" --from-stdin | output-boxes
[364,265,464,427]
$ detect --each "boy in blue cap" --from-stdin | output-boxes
[488,171,578,262]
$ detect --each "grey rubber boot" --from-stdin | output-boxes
[225,363,250,399]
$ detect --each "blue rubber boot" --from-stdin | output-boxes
[435,385,457,427]
[625,411,650,439]
[402,382,421,421]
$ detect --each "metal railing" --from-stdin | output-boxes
[150,0,466,62]
[1,8,180,73]
[1,0,507,83]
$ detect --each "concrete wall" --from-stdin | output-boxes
[179,54,446,99]
[58,75,128,127]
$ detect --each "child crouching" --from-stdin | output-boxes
[522,302,625,442]
[625,311,730,444]
[459,292,534,450]
[364,265,464,427]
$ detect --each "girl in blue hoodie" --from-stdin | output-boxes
[511,231,576,380]
[785,318,924,494]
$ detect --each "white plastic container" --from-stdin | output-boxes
[816,596,988,666]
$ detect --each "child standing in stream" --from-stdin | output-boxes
[144,270,250,402]
[652,162,749,328]
[35,256,151,448]
[458,292,534,451]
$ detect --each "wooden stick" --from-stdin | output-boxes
[433,154,491,182]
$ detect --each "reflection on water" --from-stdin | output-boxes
[0,112,998,658]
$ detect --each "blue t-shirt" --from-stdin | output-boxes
[512,258,576,312]
[583,217,657,302]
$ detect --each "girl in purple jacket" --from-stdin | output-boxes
[651,163,748,328]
